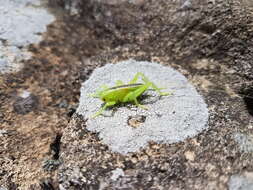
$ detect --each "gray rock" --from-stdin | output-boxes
[13,91,39,114]
[233,133,253,153]
[58,1,253,189]
[229,174,253,190]
[0,59,8,72]
[0,129,8,137]
[0,0,55,74]
[111,168,125,181]
[77,60,209,154]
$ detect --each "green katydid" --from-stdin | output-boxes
[90,72,171,118]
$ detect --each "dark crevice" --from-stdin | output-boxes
[240,87,253,116]
[244,96,253,116]
[127,115,146,128]
[50,133,62,160]
[42,133,62,172]
[40,178,57,190]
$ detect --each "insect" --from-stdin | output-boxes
[90,72,170,118]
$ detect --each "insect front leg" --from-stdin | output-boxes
[91,101,116,118]
[133,98,148,110]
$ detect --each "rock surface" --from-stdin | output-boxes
[229,173,253,190]
[58,0,253,189]
[233,133,253,153]
[77,60,209,154]
[0,0,55,74]
[1,0,253,189]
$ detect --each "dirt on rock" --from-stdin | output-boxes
[1,0,253,189]
[0,7,109,189]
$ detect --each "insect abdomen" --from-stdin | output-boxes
[104,84,142,102]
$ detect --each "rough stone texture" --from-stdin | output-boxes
[229,173,253,190]
[0,0,55,74]
[58,0,253,189]
[1,0,253,189]
[77,60,209,154]
[111,168,125,181]
[233,133,253,153]
[13,90,39,114]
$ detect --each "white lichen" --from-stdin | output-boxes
[77,60,209,154]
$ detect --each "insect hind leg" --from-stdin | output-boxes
[130,72,170,96]
[149,81,170,96]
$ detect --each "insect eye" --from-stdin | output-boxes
[102,98,105,101]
